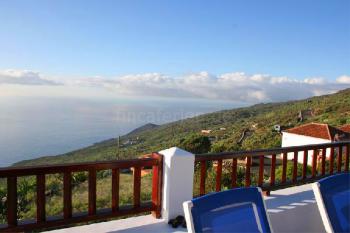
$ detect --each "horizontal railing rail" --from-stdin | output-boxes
[0,153,163,232]
[194,141,350,196]
[0,158,158,177]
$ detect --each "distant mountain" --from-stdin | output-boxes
[88,123,160,147]
[126,123,160,137]
[14,88,350,167]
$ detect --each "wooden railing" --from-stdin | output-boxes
[195,141,350,196]
[0,153,163,232]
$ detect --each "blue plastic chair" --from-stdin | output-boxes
[312,173,350,233]
[183,187,272,233]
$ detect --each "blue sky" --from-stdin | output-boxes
[0,0,349,104]
[0,0,349,79]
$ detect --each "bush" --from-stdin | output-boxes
[17,178,36,220]
[211,141,241,153]
[97,170,112,179]
[72,172,88,187]
[178,133,211,154]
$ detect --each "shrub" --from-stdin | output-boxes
[72,172,88,187]
[178,133,211,154]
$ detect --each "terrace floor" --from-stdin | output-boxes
[47,183,325,233]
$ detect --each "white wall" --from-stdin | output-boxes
[282,132,331,165]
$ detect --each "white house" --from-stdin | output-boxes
[282,123,349,165]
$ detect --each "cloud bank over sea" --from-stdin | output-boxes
[1,69,349,104]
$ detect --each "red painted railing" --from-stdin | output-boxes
[195,141,350,196]
[0,153,163,232]
[1,141,349,231]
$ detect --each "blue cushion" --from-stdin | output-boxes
[318,173,350,233]
[191,187,271,233]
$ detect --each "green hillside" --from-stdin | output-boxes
[2,88,350,228]
[15,88,350,167]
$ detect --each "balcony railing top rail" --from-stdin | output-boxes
[0,157,158,177]
[195,141,350,161]
[0,153,163,232]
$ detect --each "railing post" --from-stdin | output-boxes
[151,153,163,218]
[112,168,120,213]
[321,148,326,176]
[63,172,72,219]
[88,169,96,215]
[311,149,317,178]
[133,167,141,209]
[281,152,287,184]
[258,156,264,187]
[345,144,350,172]
[270,154,276,187]
[159,147,194,222]
[292,151,298,183]
[36,174,46,223]
[215,159,223,192]
[7,176,17,227]
[245,156,251,187]
[329,147,335,174]
[302,150,308,180]
[199,161,206,195]
[231,158,237,188]
[337,146,342,172]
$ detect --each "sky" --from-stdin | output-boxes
[0,0,349,104]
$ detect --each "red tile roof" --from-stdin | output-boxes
[284,123,348,141]
[340,124,350,133]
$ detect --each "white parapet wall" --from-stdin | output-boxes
[159,147,195,222]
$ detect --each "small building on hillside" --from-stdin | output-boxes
[281,123,349,165]
[201,129,212,135]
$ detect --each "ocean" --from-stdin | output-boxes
[0,96,236,166]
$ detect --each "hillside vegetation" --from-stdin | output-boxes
[2,88,349,228]
[15,88,350,167]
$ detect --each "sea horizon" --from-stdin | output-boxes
[0,96,237,166]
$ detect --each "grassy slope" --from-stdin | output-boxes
[15,88,350,167]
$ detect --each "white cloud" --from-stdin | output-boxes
[336,75,350,84]
[303,78,326,85]
[0,69,58,85]
[0,69,349,104]
[87,72,349,103]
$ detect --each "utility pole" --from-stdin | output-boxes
[116,136,121,159]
